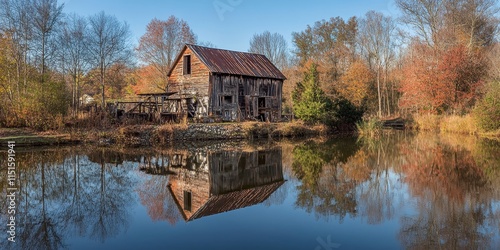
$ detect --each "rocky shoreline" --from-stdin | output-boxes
[1,122,328,147]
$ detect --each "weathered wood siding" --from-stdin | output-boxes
[209,73,283,121]
[168,47,211,96]
[209,149,283,195]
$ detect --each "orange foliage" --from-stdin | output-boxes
[133,65,166,94]
[337,60,373,107]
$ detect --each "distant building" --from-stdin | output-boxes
[79,94,95,106]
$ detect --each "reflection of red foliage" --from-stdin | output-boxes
[400,142,486,203]
[137,176,181,225]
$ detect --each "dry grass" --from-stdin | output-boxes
[413,113,441,131]
[440,114,478,135]
[412,113,487,136]
[272,121,327,138]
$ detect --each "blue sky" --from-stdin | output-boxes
[62,0,399,52]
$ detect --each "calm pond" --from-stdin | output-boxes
[1,131,500,250]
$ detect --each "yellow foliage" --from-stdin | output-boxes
[337,60,373,107]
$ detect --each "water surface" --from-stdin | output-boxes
[1,131,500,249]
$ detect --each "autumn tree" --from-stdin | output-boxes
[292,16,358,89]
[399,43,486,113]
[136,16,196,92]
[0,0,34,96]
[248,31,288,70]
[0,33,16,125]
[396,0,498,115]
[337,60,373,108]
[446,0,499,50]
[87,11,131,107]
[473,43,500,132]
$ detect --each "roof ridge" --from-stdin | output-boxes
[187,43,267,57]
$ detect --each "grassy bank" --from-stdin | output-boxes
[0,128,78,146]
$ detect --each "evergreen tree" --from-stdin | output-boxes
[292,63,329,124]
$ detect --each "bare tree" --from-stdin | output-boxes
[0,0,34,94]
[488,43,500,81]
[59,13,89,115]
[359,11,396,118]
[249,31,289,70]
[395,0,445,48]
[447,0,499,49]
[87,11,131,108]
[32,0,64,80]
[136,16,196,91]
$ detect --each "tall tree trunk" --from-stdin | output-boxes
[384,67,391,117]
[41,34,45,83]
[377,63,382,118]
[101,64,105,109]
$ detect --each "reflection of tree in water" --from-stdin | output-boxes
[0,147,137,249]
[289,132,500,248]
[136,153,183,225]
[292,138,361,221]
[355,132,410,225]
[89,149,135,242]
[398,134,500,249]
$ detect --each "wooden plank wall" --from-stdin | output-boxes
[209,73,283,121]
[208,149,283,195]
[168,47,211,96]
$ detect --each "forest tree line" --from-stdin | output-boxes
[0,0,499,132]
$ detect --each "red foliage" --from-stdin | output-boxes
[399,43,486,113]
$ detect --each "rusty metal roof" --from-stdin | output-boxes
[187,181,284,221]
[168,44,286,80]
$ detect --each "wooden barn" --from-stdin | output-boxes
[167,44,286,122]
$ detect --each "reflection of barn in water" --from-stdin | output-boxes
[164,148,284,221]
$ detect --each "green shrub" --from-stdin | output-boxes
[473,81,500,132]
[356,118,382,137]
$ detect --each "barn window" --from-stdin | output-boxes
[258,97,266,108]
[183,191,192,211]
[258,152,266,165]
[223,95,233,104]
[183,55,191,75]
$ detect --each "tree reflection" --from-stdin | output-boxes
[137,152,183,225]
[0,147,137,249]
[292,138,361,221]
[398,133,500,249]
[289,131,500,248]
[1,133,499,249]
